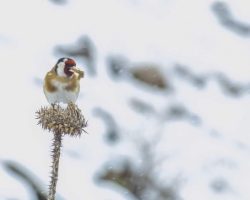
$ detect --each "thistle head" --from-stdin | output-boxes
[36,103,87,136]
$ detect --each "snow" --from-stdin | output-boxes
[0,0,250,199]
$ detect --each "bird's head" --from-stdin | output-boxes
[55,57,76,77]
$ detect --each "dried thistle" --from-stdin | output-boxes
[36,102,87,200]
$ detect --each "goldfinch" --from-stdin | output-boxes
[43,57,84,104]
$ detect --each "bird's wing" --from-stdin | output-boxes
[44,70,58,92]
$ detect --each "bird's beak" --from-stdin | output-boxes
[70,66,84,78]
[69,66,77,73]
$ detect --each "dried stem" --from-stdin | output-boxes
[48,132,63,200]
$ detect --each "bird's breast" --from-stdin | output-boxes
[52,79,68,91]
[44,79,80,104]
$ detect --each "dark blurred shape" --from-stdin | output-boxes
[93,108,119,143]
[130,96,201,125]
[49,0,67,5]
[55,36,96,75]
[130,65,168,90]
[98,159,178,200]
[210,177,230,193]
[174,65,207,88]
[166,104,201,125]
[214,73,246,96]
[107,55,129,78]
[129,98,156,114]
[107,55,170,91]
[174,64,250,97]
[3,160,47,200]
[99,160,145,198]
[212,1,250,36]
[95,110,181,199]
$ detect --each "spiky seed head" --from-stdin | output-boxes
[36,102,87,136]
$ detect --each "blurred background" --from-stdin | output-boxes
[0,0,250,199]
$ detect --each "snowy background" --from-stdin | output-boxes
[0,0,250,199]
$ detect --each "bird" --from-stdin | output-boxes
[43,57,84,104]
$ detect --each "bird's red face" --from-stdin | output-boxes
[64,59,76,77]
[55,57,76,77]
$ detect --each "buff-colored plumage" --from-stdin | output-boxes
[43,59,84,104]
